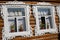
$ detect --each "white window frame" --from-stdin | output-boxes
[33,5,58,36]
[2,2,32,40]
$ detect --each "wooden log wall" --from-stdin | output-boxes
[0,16,4,40]
[0,1,59,40]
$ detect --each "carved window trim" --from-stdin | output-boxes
[33,5,58,36]
[2,2,32,40]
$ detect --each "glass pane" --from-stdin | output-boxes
[8,8,25,17]
[46,17,53,28]
[38,8,51,16]
[39,17,46,29]
[8,18,15,32]
[17,17,26,32]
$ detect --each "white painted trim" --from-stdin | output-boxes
[33,6,58,36]
[37,2,52,5]
[6,1,25,4]
[2,2,32,40]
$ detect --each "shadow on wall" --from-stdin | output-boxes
[58,33,60,40]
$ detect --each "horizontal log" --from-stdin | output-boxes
[30,25,35,28]
[55,20,59,23]
[0,20,3,21]
[0,23,3,26]
[0,25,4,27]
[30,18,35,21]
[30,21,35,23]
[0,27,2,31]
[30,23,36,25]
[30,16,34,18]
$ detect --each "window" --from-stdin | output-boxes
[33,6,58,36]
[2,2,32,39]
[8,8,27,32]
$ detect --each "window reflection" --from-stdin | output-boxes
[8,18,15,32]
[18,17,26,32]
[38,8,51,16]
[38,8,53,30]
[39,17,46,29]
[8,8,25,17]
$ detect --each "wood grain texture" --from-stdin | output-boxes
[0,16,4,40]
[0,1,59,40]
[0,0,60,3]
[55,14,59,27]
[11,33,58,40]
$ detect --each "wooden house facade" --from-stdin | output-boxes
[0,1,60,40]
